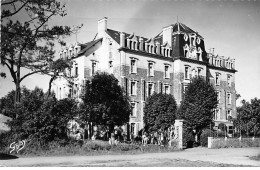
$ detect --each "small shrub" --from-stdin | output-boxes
[200,129,215,147]
[83,140,111,151]
[216,131,226,138]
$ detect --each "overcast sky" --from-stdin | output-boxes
[1,0,260,105]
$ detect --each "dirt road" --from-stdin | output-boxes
[1,147,259,167]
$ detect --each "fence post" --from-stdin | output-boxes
[208,137,213,149]
[174,119,184,149]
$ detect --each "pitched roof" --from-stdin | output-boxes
[172,22,203,38]
[77,38,103,56]
[106,29,149,45]
[154,22,203,39]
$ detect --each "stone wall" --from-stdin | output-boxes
[208,137,260,149]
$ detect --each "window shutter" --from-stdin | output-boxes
[181,83,184,100]
[143,80,146,101]
[125,77,128,96]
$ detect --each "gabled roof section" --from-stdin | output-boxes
[77,38,103,56]
[154,22,203,39]
[173,22,203,39]
[106,29,149,45]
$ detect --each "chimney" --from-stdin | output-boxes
[120,32,125,48]
[98,17,107,37]
[162,25,173,48]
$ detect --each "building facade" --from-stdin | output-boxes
[52,17,237,136]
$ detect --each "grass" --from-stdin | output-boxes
[1,139,180,157]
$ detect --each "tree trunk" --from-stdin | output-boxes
[87,122,91,139]
[14,64,21,119]
[109,124,114,134]
[48,76,56,97]
[15,65,21,104]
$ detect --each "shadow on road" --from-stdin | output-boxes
[0,153,19,160]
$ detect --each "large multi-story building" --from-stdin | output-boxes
[52,17,237,136]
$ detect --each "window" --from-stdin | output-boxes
[74,84,78,98]
[130,59,137,73]
[217,91,220,104]
[131,103,136,117]
[191,69,196,78]
[227,75,231,87]
[75,63,78,77]
[173,37,176,47]
[69,49,72,58]
[228,126,233,134]
[164,65,170,79]
[198,68,202,77]
[69,88,72,98]
[215,73,220,85]
[214,109,219,120]
[148,62,154,76]
[92,61,97,75]
[164,85,170,94]
[158,82,163,93]
[109,61,113,74]
[226,110,232,121]
[183,85,188,94]
[142,80,146,101]
[130,81,137,96]
[59,87,62,100]
[184,66,190,80]
[189,34,196,46]
[148,83,154,97]
[227,93,231,105]
[130,123,135,136]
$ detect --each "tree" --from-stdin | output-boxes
[0,87,79,145]
[1,0,82,104]
[233,98,260,137]
[46,58,73,96]
[81,72,131,134]
[143,93,177,133]
[177,76,218,140]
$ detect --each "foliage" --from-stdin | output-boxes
[143,93,177,133]
[233,98,260,137]
[81,72,131,133]
[177,76,218,135]
[0,138,179,156]
[0,87,79,148]
[200,129,215,147]
[218,123,227,134]
[182,124,195,148]
[47,58,73,96]
[1,0,82,103]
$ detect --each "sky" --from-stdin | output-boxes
[1,0,260,106]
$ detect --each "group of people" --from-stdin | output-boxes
[138,125,176,146]
[87,125,177,147]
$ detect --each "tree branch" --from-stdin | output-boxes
[4,60,17,83]
[19,70,44,83]
[2,1,28,18]
[1,0,18,6]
